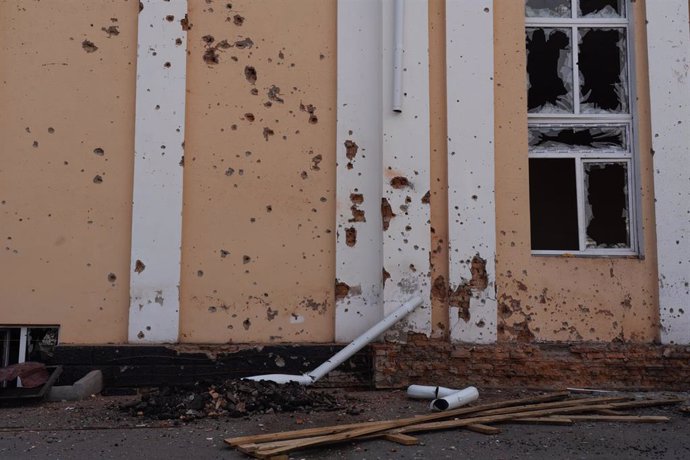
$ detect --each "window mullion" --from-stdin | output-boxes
[572,25,580,115]
[575,155,587,251]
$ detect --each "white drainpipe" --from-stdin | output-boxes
[244,296,423,385]
[392,0,405,112]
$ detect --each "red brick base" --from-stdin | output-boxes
[373,334,690,391]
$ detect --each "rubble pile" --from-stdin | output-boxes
[123,380,344,420]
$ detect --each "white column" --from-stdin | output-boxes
[446,0,497,343]
[381,0,432,336]
[646,0,690,344]
[128,0,188,343]
[335,0,385,341]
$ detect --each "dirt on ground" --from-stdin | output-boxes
[121,380,348,421]
[0,388,689,459]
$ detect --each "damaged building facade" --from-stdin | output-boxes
[1,0,689,389]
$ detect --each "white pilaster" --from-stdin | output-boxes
[335,0,385,341]
[128,0,188,343]
[446,0,497,343]
[646,0,690,344]
[381,0,432,336]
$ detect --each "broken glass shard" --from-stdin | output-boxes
[526,0,571,18]
[529,158,580,250]
[585,162,630,248]
[578,28,629,114]
[528,125,627,152]
[526,28,574,114]
[578,0,624,18]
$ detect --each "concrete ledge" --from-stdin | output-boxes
[47,370,103,401]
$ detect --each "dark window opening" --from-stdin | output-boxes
[526,28,573,113]
[585,163,629,248]
[529,159,580,250]
[579,28,628,113]
[578,0,623,18]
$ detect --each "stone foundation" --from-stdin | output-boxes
[373,334,690,391]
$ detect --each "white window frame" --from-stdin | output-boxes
[526,0,640,257]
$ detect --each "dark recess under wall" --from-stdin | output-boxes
[45,345,372,389]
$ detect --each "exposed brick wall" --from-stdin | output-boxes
[373,334,690,391]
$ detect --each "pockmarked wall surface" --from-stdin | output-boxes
[179,0,337,343]
[0,0,139,343]
[493,0,659,343]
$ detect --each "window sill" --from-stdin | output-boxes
[531,250,642,259]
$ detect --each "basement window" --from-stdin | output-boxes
[0,327,59,388]
[525,0,638,255]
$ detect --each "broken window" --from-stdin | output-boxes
[529,159,580,250]
[526,1,636,254]
[528,125,627,152]
[526,28,573,113]
[579,28,628,113]
[526,0,571,18]
[578,0,624,18]
[584,162,630,248]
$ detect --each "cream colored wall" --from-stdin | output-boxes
[429,0,451,337]
[0,0,138,343]
[493,0,659,342]
[179,0,337,343]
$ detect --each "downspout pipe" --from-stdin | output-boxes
[244,295,424,385]
[392,0,405,112]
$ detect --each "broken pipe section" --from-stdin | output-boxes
[430,386,479,412]
[406,384,462,399]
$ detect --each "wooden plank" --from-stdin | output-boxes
[468,396,631,417]
[224,391,569,447]
[383,433,419,445]
[464,424,501,435]
[254,402,618,456]
[394,404,619,435]
[559,415,669,423]
[507,417,573,426]
[609,398,686,410]
[596,409,627,415]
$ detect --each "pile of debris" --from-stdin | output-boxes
[225,391,686,458]
[123,380,344,421]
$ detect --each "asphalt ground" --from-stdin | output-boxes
[1,388,688,459]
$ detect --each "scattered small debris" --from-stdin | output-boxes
[122,380,345,421]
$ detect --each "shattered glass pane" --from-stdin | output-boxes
[585,162,630,248]
[528,125,627,152]
[578,28,629,114]
[578,0,625,18]
[526,0,571,18]
[526,28,574,114]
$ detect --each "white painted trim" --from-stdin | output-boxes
[645,0,690,344]
[335,0,384,341]
[381,0,431,337]
[128,0,188,343]
[16,327,27,387]
[446,0,497,343]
